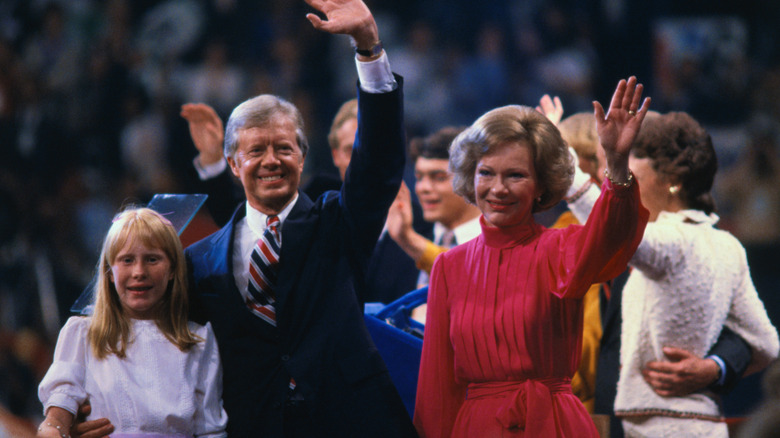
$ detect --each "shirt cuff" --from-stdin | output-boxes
[193,156,227,180]
[356,51,396,93]
[44,392,80,417]
[707,355,727,387]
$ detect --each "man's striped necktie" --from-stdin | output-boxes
[245,215,280,326]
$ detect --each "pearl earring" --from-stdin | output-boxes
[669,186,680,195]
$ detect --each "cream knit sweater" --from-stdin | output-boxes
[614,210,778,419]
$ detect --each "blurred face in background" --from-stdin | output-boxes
[629,154,674,222]
[415,157,475,229]
[331,117,357,181]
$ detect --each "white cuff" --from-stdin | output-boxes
[356,51,396,93]
[43,392,80,417]
[193,156,227,181]
[707,355,728,387]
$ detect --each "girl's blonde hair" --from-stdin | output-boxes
[88,207,201,359]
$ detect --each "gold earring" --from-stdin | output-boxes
[669,186,680,195]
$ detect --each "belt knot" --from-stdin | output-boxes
[467,377,571,432]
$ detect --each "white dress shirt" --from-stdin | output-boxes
[418,216,482,287]
[232,195,298,296]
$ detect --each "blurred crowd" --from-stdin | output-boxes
[1,0,780,431]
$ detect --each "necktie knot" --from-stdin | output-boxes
[266,215,281,246]
[439,230,457,248]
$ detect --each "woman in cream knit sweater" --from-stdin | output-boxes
[569,111,778,437]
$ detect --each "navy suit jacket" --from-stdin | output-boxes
[192,122,431,308]
[185,79,417,437]
[301,170,430,305]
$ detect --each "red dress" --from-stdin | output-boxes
[414,181,648,438]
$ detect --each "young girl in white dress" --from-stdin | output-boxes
[37,207,227,438]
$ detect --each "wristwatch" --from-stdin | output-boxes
[354,40,383,58]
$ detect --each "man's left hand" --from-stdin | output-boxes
[641,347,719,397]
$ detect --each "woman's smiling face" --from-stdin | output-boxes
[475,141,541,228]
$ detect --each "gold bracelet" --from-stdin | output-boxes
[603,168,634,188]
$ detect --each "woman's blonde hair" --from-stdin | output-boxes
[558,112,600,179]
[88,207,201,359]
[449,105,573,212]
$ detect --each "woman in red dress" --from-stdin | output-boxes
[413,77,650,437]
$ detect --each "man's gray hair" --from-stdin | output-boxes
[224,94,309,159]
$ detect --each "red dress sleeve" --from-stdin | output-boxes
[414,255,467,438]
[549,181,649,299]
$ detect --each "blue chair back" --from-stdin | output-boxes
[364,286,428,417]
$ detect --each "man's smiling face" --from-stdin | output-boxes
[228,115,305,215]
[414,157,474,229]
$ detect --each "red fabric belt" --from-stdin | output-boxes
[466,377,572,433]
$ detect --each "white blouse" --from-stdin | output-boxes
[614,210,779,419]
[39,317,227,438]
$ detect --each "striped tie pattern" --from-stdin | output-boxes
[439,230,457,248]
[245,215,281,326]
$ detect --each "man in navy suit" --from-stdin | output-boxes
[184,0,417,436]
[182,97,431,306]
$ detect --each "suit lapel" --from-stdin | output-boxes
[275,192,318,328]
